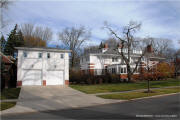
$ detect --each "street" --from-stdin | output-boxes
[2,93,180,120]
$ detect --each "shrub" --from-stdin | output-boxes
[156,62,174,79]
[110,74,120,83]
[70,70,132,84]
[69,70,83,84]
[132,74,140,82]
[98,77,103,84]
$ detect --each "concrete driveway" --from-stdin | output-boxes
[2,86,122,115]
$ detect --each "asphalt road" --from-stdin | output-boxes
[2,93,180,120]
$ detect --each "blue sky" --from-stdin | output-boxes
[4,0,180,48]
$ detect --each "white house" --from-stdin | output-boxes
[15,47,71,86]
[80,43,164,79]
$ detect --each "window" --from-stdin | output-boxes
[60,54,64,59]
[23,52,27,58]
[120,67,126,73]
[47,53,50,58]
[112,68,116,74]
[142,57,145,61]
[124,68,127,73]
[86,57,89,61]
[112,57,118,62]
[81,58,83,63]
[120,68,124,73]
[118,67,121,73]
[38,53,42,58]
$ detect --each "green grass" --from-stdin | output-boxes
[98,87,180,100]
[0,102,16,111]
[70,78,180,94]
[1,88,21,100]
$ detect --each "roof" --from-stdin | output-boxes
[0,52,14,64]
[15,47,72,53]
[103,48,120,54]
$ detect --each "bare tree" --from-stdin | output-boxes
[0,0,10,8]
[102,37,118,48]
[83,45,99,54]
[58,26,91,68]
[141,37,172,56]
[104,21,147,82]
[21,23,52,47]
[0,0,12,34]
[174,49,180,78]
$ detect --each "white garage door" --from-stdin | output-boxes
[22,70,42,85]
[46,71,64,85]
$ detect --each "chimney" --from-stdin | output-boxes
[104,43,108,49]
[147,45,153,53]
[102,43,108,53]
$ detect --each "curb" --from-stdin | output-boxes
[128,92,180,101]
[96,92,180,106]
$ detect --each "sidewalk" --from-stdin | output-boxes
[92,86,180,96]
[0,99,18,102]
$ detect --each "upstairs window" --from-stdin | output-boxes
[60,54,64,59]
[112,57,118,62]
[47,53,50,58]
[23,52,27,58]
[38,53,42,58]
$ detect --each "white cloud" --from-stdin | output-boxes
[4,0,180,49]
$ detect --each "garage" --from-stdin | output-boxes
[16,47,70,86]
[22,70,42,85]
[46,70,64,85]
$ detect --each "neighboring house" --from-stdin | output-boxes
[80,43,164,79]
[0,52,16,88]
[15,47,71,86]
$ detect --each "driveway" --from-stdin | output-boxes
[2,93,179,120]
[1,86,122,115]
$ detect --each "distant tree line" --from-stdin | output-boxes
[1,24,52,57]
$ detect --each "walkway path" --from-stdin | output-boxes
[92,86,180,96]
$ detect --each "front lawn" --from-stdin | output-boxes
[0,102,16,111]
[70,78,180,94]
[98,87,180,100]
[1,88,21,100]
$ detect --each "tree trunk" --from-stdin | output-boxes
[127,65,131,82]
[127,72,131,82]
[71,53,75,68]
